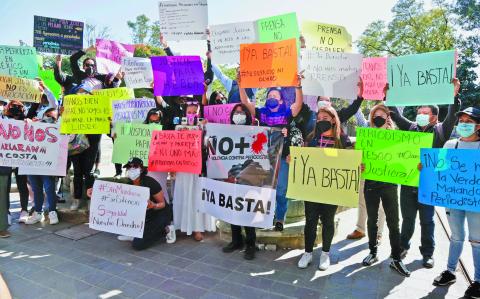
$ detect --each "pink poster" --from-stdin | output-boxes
[361,57,387,100]
[203,103,237,124]
[96,39,135,74]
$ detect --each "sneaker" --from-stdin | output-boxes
[423,256,434,268]
[222,242,244,253]
[117,235,134,242]
[70,199,80,211]
[244,245,255,260]
[94,169,100,177]
[433,270,456,286]
[114,174,122,179]
[48,211,59,225]
[362,254,378,266]
[465,281,480,299]
[274,221,284,232]
[0,230,11,238]
[319,251,330,271]
[18,210,29,223]
[346,230,365,240]
[56,194,66,204]
[7,214,11,226]
[166,225,176,244]
[390,260,411,277]
[25,212,43,225]
[297,252,313,269]
[400,248,408,260]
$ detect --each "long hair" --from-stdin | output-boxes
[229,103,253,125]
[4,100,25,119]
[307,106,342,148]
[369,104,395,129]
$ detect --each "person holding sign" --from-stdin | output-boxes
[432,107,480,298]
[0,165,11,237]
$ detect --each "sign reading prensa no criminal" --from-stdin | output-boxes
[33,15,84,55]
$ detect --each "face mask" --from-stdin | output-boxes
[372,116,386,128]
[216,98,226,105]
[316,120,332,134]
[265,98,279,110]
[85,66,95,77]
[232,113,247,125]
[187,113,197,125]
[416,114,430,127]
[9,106,23,117]
[456,122,477,138]
[317,101,330,109]
[43,116,56,124]
[127,168,141,181]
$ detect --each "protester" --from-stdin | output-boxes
[0,165,11,238]
[25,80,58,120]
[54,54,77,95]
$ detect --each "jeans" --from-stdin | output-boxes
[231,225,256,247]
[356,180,386,236]
[400,186,435,257]
[446,209,480,282]
[275,158,289,222]
[7,168,29,212]
[132,204,173,251]
[0,175,9,231]
[28,175,57,213]
[304,201,337,253]
[70,135,101,199]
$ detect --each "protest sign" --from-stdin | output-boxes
[0,75,41,103]
[256,13,299,44]
[33,15,84,55]
[239,39,298,88]
[210,22,257,65]
[355,128,434,186]
[0,119,61,169]
[361,57,387,100]
[158,0,208,40]
[286,147,362,207]
[302,50,362,99]
[386,50,457,106]
[39,69,62,99]
[151,56,204,96]
[121,57,154,89]
[419,148,480,212]
[0,45,38,79]
[19,135,68,176]
[148,130,202,174]
[112,122,162,164]
[301,20,352,53]
[96,39,135,74]
[203,104,236,124]
[60,94,111,134]
[112,98,157,124]
[89,180,149,238]
[198,177,276,228]
[92,87,135,101]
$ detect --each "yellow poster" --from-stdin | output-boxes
[92,87,134,101]
[0,75,41,103]
[301,20,352,53]
[60,94,111,134]
[286,147,362,207]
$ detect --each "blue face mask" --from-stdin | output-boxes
[265,98,280,110]
[456,122,477,138]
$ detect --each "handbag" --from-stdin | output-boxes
[68,134,90,156]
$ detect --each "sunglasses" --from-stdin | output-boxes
[185,101,198,105]
[85,63,95,67]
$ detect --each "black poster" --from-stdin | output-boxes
[33,15,84,55]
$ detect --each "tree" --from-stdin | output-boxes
[84,24,111,47]
[127,15,161,47]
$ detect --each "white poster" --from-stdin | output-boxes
[89,180,149,238]
[112,98,157,124]
[302,50,363,99]
[210,21,257,65]
[122,57,154,89]
[18,135,68,176]
[198,177,276,228]
[158,0,208,41]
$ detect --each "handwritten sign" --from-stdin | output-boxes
[60,94,111,134]
[301,20,352,52]
[33,15,84,55]
[96,39,135,74]
[257,13,299,45]
[19,135,68,176]
[92,87,135,101]
[419,148,480,212]
[151,56,204,96]
[121,57,154,89]
[112,122,162,164]
[112,98,157,124]
[0,75,41,103]
[148,130,202,174]
[158,0,208,41]
[0,45,38,79]
[386,50,457,106]
[210,22,257,65]
[302,50,362,99]
[355,128,434,186]
[39,69,62,99]
[203,103,236,124]
[361,57,387,100]
[90,180,149,238]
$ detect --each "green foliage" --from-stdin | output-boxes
[127,15,161,47]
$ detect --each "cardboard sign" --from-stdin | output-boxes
[302,50,363,99]
[239,39,298,88]
[96,39,135,74]
[301,20,352,52]
[39,69,62,99]
[257,13,299,44]
[0,119,61,169]
[210,22,258,65]
[148,130,202,174]
[361,57,387,100]
[19,135,68,176]
[386,50,457,106]
[198,178,276,228]
[60,94,111,134]
[158,0,208,41]
[0,45,38,79]
[0,75,41,103]
[112,98,157,124]
[92,87,135,101]
[122,57,154,89]
[33,15,84,55]
[286,147,362,207]
[89,180,149,238]
[112,122,162,164]
[355,128,434,186]
[203,103,236,124]
[151,56,204,96]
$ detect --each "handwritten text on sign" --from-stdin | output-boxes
[151,56,204,96]
[0,45,38,79]
[301,20,352,53]
[256,13,299,45]
[96,39,135,74]
[158,0,208,40]
[112,122,162,164]
[361,57,387,100]
[112,98,156,124]
[33,15,84,55]
[0,75,41,103]
[93,87,135,102]
[122,57,154,89]
[60,94,111,134]
[203,104,236,125]
[210,22,257,65]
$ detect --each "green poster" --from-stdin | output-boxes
[355,128,433,186]
[256,12,299,44]
[37,55,44,70]
[386,50,456,106]
[39,69,61,99]
[112,122,162,164]
[0,45,39,79]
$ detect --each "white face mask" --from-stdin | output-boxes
[127,168,141,181]
[232,113,247,125]
[317,101,331,110]
[416,114,430,127]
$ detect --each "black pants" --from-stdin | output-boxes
[70,135,101,199]
[304,201,337,253]
[133,205,172,250]
[365,182,401,260]
[231,225,256,247]
[7,168,29,212]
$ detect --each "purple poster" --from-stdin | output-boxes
[151,56,204,96]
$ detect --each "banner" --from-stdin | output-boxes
[198,178,276,228]
[112,122,162,164]
[19,135,68,176]
[121,57,154,89]
[151,56,204,96]
[203,103,236,124]
[210,22,258,65]
[33,15,84,55]
[302,50,362,99]
[96,39,135,74]
[301,20,352,53]
[60,94,111,134]
[148,130,203,174]
[92,87,135,101]
[361,57,387,100]
[39,69,62,99]
[257,13,299,45]
[355,128,434,186]
[240,39,298,88]
[158,0,208,41]
[112,98,157,124]
[386,50,457,106]
[0,75,41,103]
[0,45,38,79]
[0,119,61,169]
[419,148,480,212]
[286,147,362,207]
[89,180,148,238]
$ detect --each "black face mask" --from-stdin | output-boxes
[316,120,332,134]
[9,106,23,117]
[85,66,95,77]
[373,116,386,128]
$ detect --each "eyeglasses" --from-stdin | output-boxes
[185,101,198,106]
[85,63,95,67]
